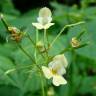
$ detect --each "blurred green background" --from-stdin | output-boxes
[0,0,96,96]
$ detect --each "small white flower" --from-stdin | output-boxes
[42,54,68,86]
[32,7,54,29]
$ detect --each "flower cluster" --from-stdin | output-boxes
[32,7,68,86]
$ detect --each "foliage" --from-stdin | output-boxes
[0,0,96,96]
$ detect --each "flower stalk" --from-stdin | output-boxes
[49,21,85,49]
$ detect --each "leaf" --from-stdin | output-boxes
[78,76,96,95]
[0,85,20,96]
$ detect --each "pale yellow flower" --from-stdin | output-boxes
[42,54,68,86]
[32,7,54,29]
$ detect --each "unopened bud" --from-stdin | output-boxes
[7,27,23,42]
[36,41,45,52]
[71,37,80,48]
[8,27,20,33]
[47,87,55,96]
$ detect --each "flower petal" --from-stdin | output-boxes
[32,23,43,29]
[57,67,66,75]
[44,23,54,29]
[53,54,68,68]
[39,7,52,17]
[42,66,53,79]
[52,75,67,86]
[37,17,42,24]
[47,17,52,23]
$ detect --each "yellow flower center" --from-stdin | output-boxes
[51,69,57,75]
[51,66,60,75]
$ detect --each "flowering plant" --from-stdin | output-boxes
[0,7,88,96]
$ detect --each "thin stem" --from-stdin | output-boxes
[76,30,86,39]
[0,14,9,30]
[36,29,39,42]
[44,29,49,63]
[59,42,88,54]
[5,65,34,75]
[34,29,39,63]
[17,43,36,64]
[16,42,41,70]
[44,29,49,48]
[49,21,85,48]
[59,47,72,54]
[44,29,47,47]
[26,34,35,45]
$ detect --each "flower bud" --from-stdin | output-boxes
[8,27,20,33]
[71,37,80,48]
[47,87,55,96]
[36,41,45,52]
[7,27,23,42]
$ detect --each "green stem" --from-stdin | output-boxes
[34,29,39,63]
[44,29,49,63]
[44,29,49,48]
[59,47,72,54]
[26,34,35,45]
[36,29,39,42]
[49,21,85,48]
[44,29,47,47]
[17,43,36,64]
[0,14,9,30]
[59,42,88,54]
[76,30,86,39]
[5,65,34,75]
[16,42,41,70]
